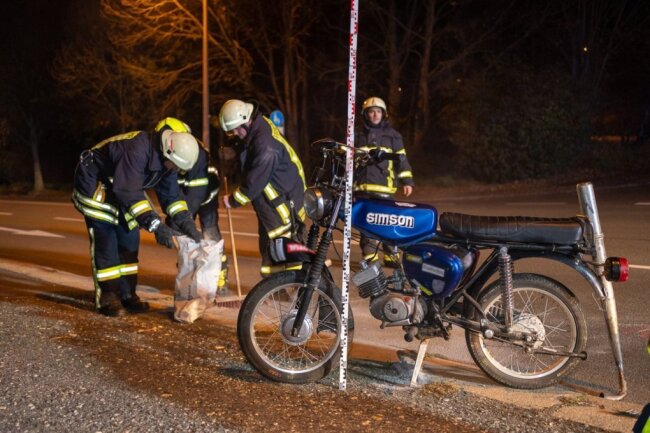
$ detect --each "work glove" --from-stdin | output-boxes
[173,211,202,243]
[154,223,175,249]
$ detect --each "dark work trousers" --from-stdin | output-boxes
[252,195,305,276]
[356,192,400,266]
[85,217,140,308]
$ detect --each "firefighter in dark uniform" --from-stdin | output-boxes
[73,129,203,316]
[154,117,229,292]
[355,96,415,266]
[218,99,307,276]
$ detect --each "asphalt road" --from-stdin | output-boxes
[0,180,648,409]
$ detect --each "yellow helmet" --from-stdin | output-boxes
[218,99,254,132]
[155,117,192,133]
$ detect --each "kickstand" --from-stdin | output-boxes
[410,339,429,387]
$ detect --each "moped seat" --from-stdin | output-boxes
[439,212,583,245]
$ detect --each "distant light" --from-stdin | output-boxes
[456,78,462,83]
[583,46,588,52]
[398,87,402,92]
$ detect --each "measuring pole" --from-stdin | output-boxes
[339,0,359,391]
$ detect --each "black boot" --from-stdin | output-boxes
[121,293,150,312]
[98,292,127,317]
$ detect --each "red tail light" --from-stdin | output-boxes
[604,257,629,282]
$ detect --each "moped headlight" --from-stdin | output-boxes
[304,187,333,221]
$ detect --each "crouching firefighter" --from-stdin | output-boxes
[154,117,229,293]
[72,128,203,316]
[218,99,307,277]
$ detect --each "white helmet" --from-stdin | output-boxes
[219,99,254,132]
[362,96,387,117]
[161,131,199,171]
[155,117,191,134]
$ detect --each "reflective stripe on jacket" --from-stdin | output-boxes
[73,130,187,230]
[354,120,414,195]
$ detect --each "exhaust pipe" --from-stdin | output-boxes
[577,182,627,400]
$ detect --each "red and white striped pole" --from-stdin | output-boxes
[339,0,359,391]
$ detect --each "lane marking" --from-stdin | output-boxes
[0,200,71,207]
[0,212,12,215]
[634,202,650,206]
[54,217,84,222]
[506,202,567,206]
[0,226,65,238]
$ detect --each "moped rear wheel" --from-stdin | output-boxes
[237,271,350,384]
[466,273,587,389]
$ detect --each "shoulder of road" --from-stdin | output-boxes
[0,256,644,433]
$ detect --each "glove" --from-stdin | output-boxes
[174,211,202,243]
[154,223,175,249]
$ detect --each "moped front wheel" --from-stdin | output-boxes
[237,271,350,384]
[466,273,587,389]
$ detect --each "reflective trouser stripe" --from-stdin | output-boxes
[267,223,292,239]
[89,227,101,308]
[218,256,228,289]
[260,262,303,275]
[96,265,122,282]
[275,203,291,224]
[120,263,139,276]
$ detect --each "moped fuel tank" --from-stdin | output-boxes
[351,197,437,245]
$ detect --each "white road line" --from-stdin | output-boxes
[0,226,65,238]
[0,200,72,207]
[0,212,12,215]
[54,217,84,222]
[629,264,650,270]
[634,202,650,206]
[506,202,567,206]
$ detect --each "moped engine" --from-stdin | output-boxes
[352,260,427,325]
[352,260,388,298]
[369,293,427,324]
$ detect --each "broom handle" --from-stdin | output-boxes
[224,176,242,297]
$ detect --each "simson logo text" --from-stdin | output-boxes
[366,212,414,228]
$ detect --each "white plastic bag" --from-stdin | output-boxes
[174,236,223,323]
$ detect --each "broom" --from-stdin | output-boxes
[213,174,245,309]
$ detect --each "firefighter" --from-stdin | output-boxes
[154,117,229,293]
[218,99,307,276]
[73,128,203,317]
[355,96,415,267]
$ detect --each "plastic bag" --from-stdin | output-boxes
[174,236,223,323]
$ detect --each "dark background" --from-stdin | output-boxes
[1,0,649,192]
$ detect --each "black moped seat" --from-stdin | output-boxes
[439,212,584,245]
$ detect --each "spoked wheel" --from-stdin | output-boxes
[237,271,351,384]
[466,273,587,389]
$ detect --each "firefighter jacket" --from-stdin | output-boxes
[73,130,189,231]
[177,146,220,229]
[354,119,414,195]
[230,114,307,237]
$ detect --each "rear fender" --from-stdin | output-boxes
[463,251,603,313]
